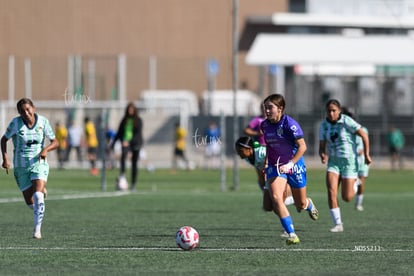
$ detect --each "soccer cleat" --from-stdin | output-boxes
[307,198,319,220]
[286,233,300,245]
[330,224,344,233]
[33,231,42,239]
[355,205,364,211]
[280,230,289,238]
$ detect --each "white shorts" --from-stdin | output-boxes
[205,143,221,156]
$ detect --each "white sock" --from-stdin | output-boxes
[355,194,364,206]
[353,179,360,194]
[33,191,45,233]
[329,207,342,225]
[284,196,295,206]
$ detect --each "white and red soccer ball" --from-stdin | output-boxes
[175,226,199,251]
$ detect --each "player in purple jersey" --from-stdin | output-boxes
[261,94,318,245]
[244,104,266,145]
[244,105,267,195]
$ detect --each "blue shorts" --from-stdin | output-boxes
[13,160,49,192]
[265,159,307,189]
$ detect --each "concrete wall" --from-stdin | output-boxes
[0,0,287,101]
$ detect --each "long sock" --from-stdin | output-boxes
[355,194,364,206]
[329,207,342,225]
[284,196,295,206]
[33,191,45,233]
[280,216,295,234]
[353,179,360,194]
[305,198,313,211]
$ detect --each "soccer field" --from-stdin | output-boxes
[0,168,412,275]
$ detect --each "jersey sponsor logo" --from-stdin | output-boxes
[330,132,339,143]
[26,140,39,147]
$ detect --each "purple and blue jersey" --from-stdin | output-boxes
[261,114,306,189]
[261,114,304,166]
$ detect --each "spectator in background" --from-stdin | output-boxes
[172,122,190,172]
[84,117,99,176]
[204,120,221,170]
[67,120,83,165]
[55,121,68,169]
[387,126,405,171]
[111,102,143,191]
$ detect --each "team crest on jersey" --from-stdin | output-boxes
[277,126,283,137]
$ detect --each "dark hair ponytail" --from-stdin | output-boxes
[235,136,253,149]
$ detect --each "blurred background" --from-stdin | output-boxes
[1,0,413,169]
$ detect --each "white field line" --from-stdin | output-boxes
[0,192,412,253]
[0,247,412,252]
[0,191,138,203]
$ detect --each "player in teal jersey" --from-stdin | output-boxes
[341,107,369,211]
[319,99,371,233]
[1,98,58,239]
[355,126,369,211]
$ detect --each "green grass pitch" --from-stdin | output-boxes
[0,167,412,275]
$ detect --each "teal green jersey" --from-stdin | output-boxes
[356,126,368,154]
[4,114,55,168]
[253,143,266,170]
[319,114,361,159]
[243,142,266,170]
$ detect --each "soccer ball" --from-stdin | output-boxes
[175,226,199,251]
[116,175,129,191]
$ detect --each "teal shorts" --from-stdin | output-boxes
[357,155,370,177]
[13,160,49,192]
[327,156,358,178]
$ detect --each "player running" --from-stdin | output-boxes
[319,99,371,232]
[1,98,58,239]
[261,94,318,245]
